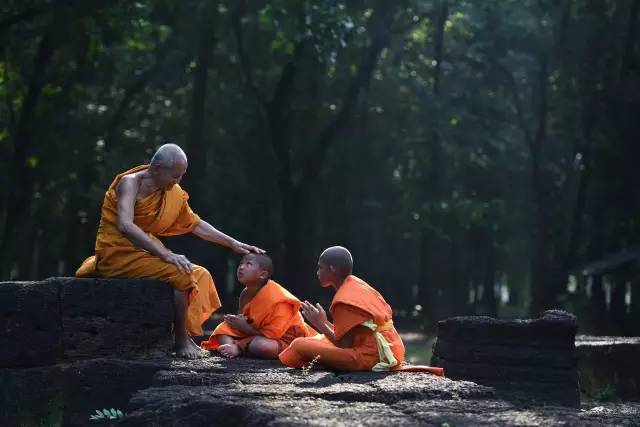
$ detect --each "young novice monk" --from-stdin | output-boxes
[279,246,444,375]
[201,253,315,359]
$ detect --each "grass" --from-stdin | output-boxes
[399,331,435,365]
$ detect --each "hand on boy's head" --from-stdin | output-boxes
[232,241,265,255]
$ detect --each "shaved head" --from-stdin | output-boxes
[245,253,274,278]
[319,246,353,276]
[150,143,188,168]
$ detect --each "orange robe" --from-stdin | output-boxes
[201,279,315,353]
[279,275,444,376]
[76,164,221,336]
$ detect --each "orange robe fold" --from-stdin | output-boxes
[201,279,314,353]
[279,275,444,376]
[75,164,221,336]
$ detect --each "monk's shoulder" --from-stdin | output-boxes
[116,173,140,193]
[172,183,189,200]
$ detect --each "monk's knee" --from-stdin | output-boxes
[288,337,308,351]
[191,265,212,279]
[287,337,319,357]
[247,337,280,359]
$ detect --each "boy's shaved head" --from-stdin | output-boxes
[245,253,274,278]
[319,246,353,275]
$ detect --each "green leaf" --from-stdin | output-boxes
[285,42,295,54]
[26,156,38,168]
[410,28,426,43]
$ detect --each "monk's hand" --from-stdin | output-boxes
[301,301,328,331]
[231,241,265,255]
[224,314,251,332]
[162,252,193,274]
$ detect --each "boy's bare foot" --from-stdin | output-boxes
[218,343,241,358]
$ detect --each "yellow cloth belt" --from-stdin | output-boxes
[360,319,398,371]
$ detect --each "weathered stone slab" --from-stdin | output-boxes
[60,277,174,359]
[577,335,640,399]
[3,286,639,427]
[0,358,170,427]
[0,280,63,367]
[123,356,639,426]
[435,309,577,347]
[124,358,494,426]
[0,277,175,367]
[431,310,580,407]
[434,340,577,367]
[2,354,639,426]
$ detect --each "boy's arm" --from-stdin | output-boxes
[308,318,354,348]
[224,314,262,336]
[301,301,354,348]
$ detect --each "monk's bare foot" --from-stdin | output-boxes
[175,336,207,359]
[218,343,241,358]
[188,337,209,358]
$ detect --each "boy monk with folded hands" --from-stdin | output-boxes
[201,253,314,359]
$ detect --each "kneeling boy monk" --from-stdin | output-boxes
[279,246,444,376]
[201,253,315,359]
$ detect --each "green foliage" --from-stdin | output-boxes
[594,384,617,402]
[89,408,125,421]
[0,0,638,331]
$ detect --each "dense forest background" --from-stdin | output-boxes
[1,0,639,334]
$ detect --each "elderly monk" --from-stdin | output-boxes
[76,143,263,358]
[279,246,444,376]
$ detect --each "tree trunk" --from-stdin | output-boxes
[528,53,560,316]
[609,277,627,334]
[483,239,497,317]
[419,0,449,323]
[183,6,216,202]
[281,187,306,295]
[0,22,59,278]
[420,230,451,325]
[418,229,437,327]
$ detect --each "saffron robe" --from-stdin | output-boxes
[75,165,221,336]
[279,275,444,376]
[201,279,314,353]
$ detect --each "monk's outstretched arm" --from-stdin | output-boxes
[116,176,192,273]
[192,220,264,255]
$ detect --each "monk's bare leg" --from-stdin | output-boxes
[174,290,206,359]
[246,336,280,360]
[217,335,242,358]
